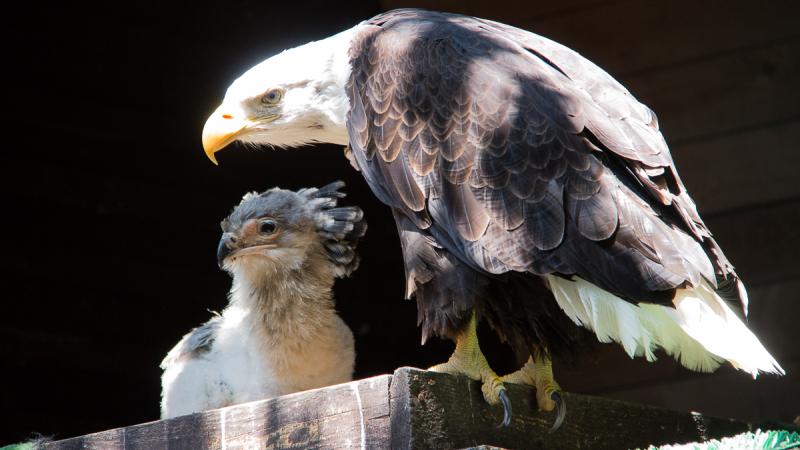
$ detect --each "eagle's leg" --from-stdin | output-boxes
[501,355,565,431]
[428,311,511,427]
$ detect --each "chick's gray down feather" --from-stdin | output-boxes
[160,181,364,418]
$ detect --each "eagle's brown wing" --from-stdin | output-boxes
[346,9,740,310]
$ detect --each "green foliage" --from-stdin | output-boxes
[641,429,800,450]
[0,444,38,450]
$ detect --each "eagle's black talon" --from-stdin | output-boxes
[549,391,565,433]
[497,389,512,428]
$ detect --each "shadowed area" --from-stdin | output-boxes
[3,0,799,444]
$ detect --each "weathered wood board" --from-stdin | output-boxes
[44,368,777,450]
[45,375,391,450]
[390,368,756,450]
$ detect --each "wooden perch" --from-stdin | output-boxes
[44,367,766,449]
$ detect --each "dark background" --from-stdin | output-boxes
[3,0,799,444]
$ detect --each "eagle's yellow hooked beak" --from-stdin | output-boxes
[202,105,248,165]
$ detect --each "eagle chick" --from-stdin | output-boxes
[160,181,364,419]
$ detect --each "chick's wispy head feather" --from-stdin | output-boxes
[218,181,366,277]
[161,180,361,419]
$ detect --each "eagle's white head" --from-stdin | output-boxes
[202,27,358,163]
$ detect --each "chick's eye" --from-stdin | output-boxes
[259,220,278,234]
[261,89,282,105]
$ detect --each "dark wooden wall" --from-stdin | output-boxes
[3,0,798,444]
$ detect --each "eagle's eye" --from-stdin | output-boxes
[259,220,278,234]
[261,89,283,105]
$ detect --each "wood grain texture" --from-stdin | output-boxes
[525,0,800,76]
[672,120,800,216]
[379,0,609,24]
[606,359,800,427]
[44,375,391,450]
[45,368,778,450]
[624,38,800,144]
[390,368,755,450]
[706,200,800,285]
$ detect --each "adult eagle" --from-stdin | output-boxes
[201,9,783,427]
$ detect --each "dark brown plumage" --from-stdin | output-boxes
[202,7,782,384]
[345,9,742,356]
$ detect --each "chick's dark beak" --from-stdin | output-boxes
[217,232,238,268]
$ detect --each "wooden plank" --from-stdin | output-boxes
[625,38,800,144]
[606,359,800,426]
[44,368,779,450]
[390,367,756,450]
[45,375,391,450]
[466,0,611,23]
[707,200,800,286]
[525,0,800,76]
[379,0,467,15]
[379,0,611,23]
[672,120,800,216]
[744,280,800,359]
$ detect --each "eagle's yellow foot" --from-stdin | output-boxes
[501,355,565,432]
[428,312,512,427]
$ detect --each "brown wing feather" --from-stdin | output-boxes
[347,10,741,311]
[479,15,734,276]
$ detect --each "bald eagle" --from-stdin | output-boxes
[201,9,783,427]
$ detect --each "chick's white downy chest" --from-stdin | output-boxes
[214,305,354,403]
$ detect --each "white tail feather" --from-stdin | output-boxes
[672,283,783,377]
[545,275,784,377]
